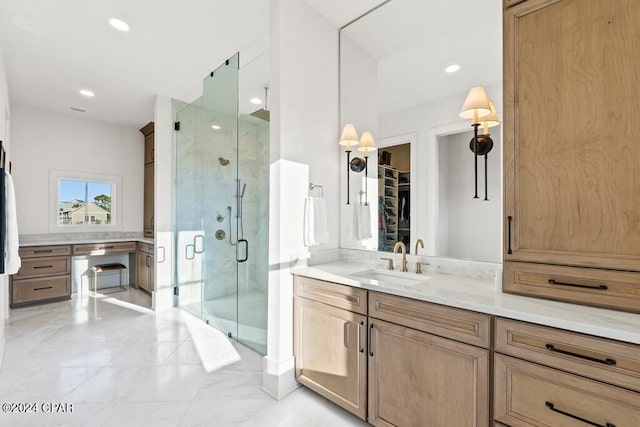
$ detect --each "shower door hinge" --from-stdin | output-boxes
[174,121,180,131]
[173,286,179,296]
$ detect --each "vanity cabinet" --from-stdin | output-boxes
[140,122,155,239]
[294,276,368,419]
[136,242,154,293]
[368,292,490,427]
[503,0,640,312]
[10,245,72,307]
[494,318,640,426]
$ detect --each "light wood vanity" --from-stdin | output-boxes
[293,274,640,426]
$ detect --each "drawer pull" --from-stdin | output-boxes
[33,265,53,269]
[507,216,513,254]
[545,402,615,427]
[545,344,616,366]
[548,279,608,291]
[33,286,54,291]
[33,249,53,254]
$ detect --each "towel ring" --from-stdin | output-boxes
[309,183,324,198]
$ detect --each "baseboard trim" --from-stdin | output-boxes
[262,364,299,400]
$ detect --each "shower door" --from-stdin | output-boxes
[175,55,240,339]
[174,53,269,354]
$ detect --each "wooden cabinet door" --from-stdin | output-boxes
[136,251,150,292]
[144,162,154,234]
[504,0,640,271]
[368,319,490,427]
[148,254,154,292]
[294,297,367,420]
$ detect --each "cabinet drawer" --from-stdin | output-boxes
[19,245,71,258]
[73,241,137,256]
[503,0,527,8]
[11,276,71,306]
[138,242,154,255]
[294,276,367,315]
[369,291,491,348]
[495,318,640,393]
[503,261,640,314]
[14,256,70,279]
[494,354,640,427]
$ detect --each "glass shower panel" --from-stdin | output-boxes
[175,54,239,339]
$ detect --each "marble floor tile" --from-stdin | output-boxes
[0,290,367,426]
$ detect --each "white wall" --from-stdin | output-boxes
[10,105,143,235]
[339,35,379,250]
[265,0,340,399]
[375,82,503,256]
[438,129,502,262]
[0,40,10,363]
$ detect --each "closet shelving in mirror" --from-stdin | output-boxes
[378,165,398,251]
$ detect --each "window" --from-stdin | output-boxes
[50,170,121,232]
[59,179,113,226]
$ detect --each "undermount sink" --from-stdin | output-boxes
[349,269,428,287]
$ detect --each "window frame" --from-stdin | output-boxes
[49,170,122,232]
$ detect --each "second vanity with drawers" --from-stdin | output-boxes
[292,262,640,427]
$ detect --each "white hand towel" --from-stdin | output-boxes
[354,203,372,240]
[304,197,329,246]
[5,170,21,274]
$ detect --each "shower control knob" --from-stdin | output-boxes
[215,230,226,240]
[216,214,225,222]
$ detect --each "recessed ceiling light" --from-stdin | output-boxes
[445,64,461,73]
[211,125,221,130]
[10,15,48,36]
[79,89,95,98]
[108,18,130,32]
[69,107,87,113]
[250,97,262,105]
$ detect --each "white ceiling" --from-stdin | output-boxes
[341,0,502,115]
[0,0,270,128]
[0,0,503,128]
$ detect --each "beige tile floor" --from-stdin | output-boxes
[0,289,368,426]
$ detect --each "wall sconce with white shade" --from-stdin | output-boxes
[459,86,500,201]
[339,125,377,205]
[356,131,376,205]
[339,124,359,204]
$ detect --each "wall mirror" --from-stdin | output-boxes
[339,0,503,262]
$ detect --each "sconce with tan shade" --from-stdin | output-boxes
[339,124,359,204]
[459,86,500,201]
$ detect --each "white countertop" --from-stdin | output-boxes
[20,236,154,246]
[292,261,640,345]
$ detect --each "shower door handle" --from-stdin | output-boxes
[237,239,248,263]
[193,234,205,254]
[185,244,195,260]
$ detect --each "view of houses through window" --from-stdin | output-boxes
[58,179,112,225]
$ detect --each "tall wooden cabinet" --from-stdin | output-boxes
[503,0,640,312]
[140,122,155,239]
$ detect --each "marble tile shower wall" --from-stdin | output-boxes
[236,116,270,297]
[175,105,237,303]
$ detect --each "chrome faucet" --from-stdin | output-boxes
[393,242,408,272]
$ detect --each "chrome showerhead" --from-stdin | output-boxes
[240,183,246,198]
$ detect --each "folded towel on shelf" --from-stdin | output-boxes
[5,170,20,274]
[304,196,329,246]
[354,202,372,240]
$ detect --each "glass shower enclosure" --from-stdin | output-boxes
[174,53,269,354]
